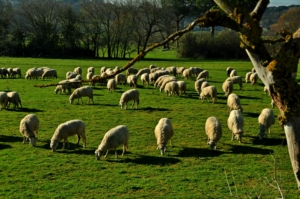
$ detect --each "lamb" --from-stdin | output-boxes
[229,69,237,77]
[141,73,150,85]
[226,67,234,77]
[50,119,86,152]
[177,80,187,95]
[154,118,174,155]
[126,67,138,77]
[199,85,217,104]
[69,86,94,104]
[7,91,22,109]
[197,70,209,80]
[250,73,258,85]
[136,68,150,77]
[19,114,39,146]
[42,69,58,79]
[222,80,233,97]
[95,125,129,160]
[227,109,244,143]
[164,81,179,96]
[107,79,117,92]
[244,72,253,83]
[226,76,242,90]
[258,108,275,140]
[227,93,243,113]
[115,73,127,85]
[205,116,222,150]
[127,75,138,88]
[74,67,82,75]
[194,78,207,94]
[0,91,8,110]
[119,89,139,110]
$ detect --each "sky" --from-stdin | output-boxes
[268,0,300,7]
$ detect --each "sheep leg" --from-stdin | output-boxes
[231,133,234,141]
[104,150,109,158]
[122,144,127,156]
[23,137,26,144]
[115,149,118,159]
[169,139,173,146]
[82,135,86,148]
[132,101,135,108]
[76,135,81,147]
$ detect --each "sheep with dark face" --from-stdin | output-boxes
[95,125,129,160]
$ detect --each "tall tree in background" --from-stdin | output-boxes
[0,0,14,56]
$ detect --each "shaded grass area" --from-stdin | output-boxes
[0,57,299,198]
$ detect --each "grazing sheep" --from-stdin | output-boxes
[194,78,207,94]
[119,89,139,110]
[1,67,9,78]
[227,109,244,143]
[54,82,71,95]
[226,67,234,77]
[74,67,82,75]
[115,73,127,85]
[141,73,150,85]
[222,80,233,97]
[227,93,243,113]
[245,72,253,83]
[100,66,107,74]
[200,86,217,104]
[164,81,179,96]
[229,69,237,77]
[201,81,210,90]
[126,67,138,77]
[107,79,117,92]
[7,68,13,78]
[19,114,39,146]
[166,66,177,76]
[258,108,275,140]
[182,68,192,79]
[136,68,151,77]
[7,91,22,109]
[176,66,185,76]
[86,71,94,85]
[42,69,58,79]
[205,116,222,150]
[250,73,258,85]
[91,75,107,87]
[177,80,187,95]
[154,75,170,88]
[66,71,77,79]
[154,118,174,155]
[127,75,138,88]
[149,64,157,69]
[95,125,129,160]
[197,70,209,80]
[159,76,177,92]
[50,119,86,152]
[12,68,22,78]
[25,68,39,80]
[226,76,242,90]
[0,91,8,110]
[69,86,94,104]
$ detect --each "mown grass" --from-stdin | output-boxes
[0,52,299,198]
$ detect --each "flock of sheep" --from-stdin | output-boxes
[0,63,276,159]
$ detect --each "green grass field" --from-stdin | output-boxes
[0,51,299,198]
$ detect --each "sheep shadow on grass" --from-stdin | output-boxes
[250,135,287,146]
[176,147,226,158]
[0,143,12,150]
[38,141,87,152]
[6,107,43,113]
[228,144,274,155]
[118,155,181,166]
[243,112,260,118]
[0,135,23,143]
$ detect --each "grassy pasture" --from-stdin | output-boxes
[0,53,299,198]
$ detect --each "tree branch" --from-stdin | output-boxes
[251,0,270,21]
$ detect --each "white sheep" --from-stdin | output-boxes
[205,116,222,150]
[74,67,82,75]
[107,79,117,92]
[250,73,258,85]
[115,73,127,85]
[86,71,94,85]
[50,119,86,152]
[222,80,233,97]
[154,118,174,155]
[7,91,22,109]
[66,71,77,79]
[194,78,206,94]
[95,125,129,160]
[177,80,187,95]
[229,69,237,77]
[42,69,58,79]
[25,68,38,80]
[159,76,177,92]
[12,67,22,78]
[0,91,8,110]
[69,86,94,104]
[154,75,170,88]
[197,70,209,80]
[127,75,138,88]
[126,67,138,77]
[182,68,192,79]
[201,81,210,90]
[136,68,150,77]
[199,85,217,104]
[164,81,179,96]
[141,73,150,85]
[19,114,39,146]
[258,108,275,140]
[88,66,95,74]
[176,66,185,76]
[166,66,177,76]
[100,66,106,74]
[226,67,234,77]
[226,76,242,90]
[245,72,253,83]
[227,109,244,143]
[119,89,140,109]
[227,93,243,113]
